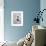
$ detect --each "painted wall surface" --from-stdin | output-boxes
[40,0,46,27]
[4,0,40,42]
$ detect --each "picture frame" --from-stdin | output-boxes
[11,11,23,26]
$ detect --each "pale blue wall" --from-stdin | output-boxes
[4,0,40,42]
[40,0,46,27]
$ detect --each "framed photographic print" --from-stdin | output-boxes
[11,11,23,26]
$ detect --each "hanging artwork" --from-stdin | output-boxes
[11,11,23,26]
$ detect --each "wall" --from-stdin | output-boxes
[4,0,40,42]
[40,0,46,27]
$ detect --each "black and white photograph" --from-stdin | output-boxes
[11,11,23,26]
